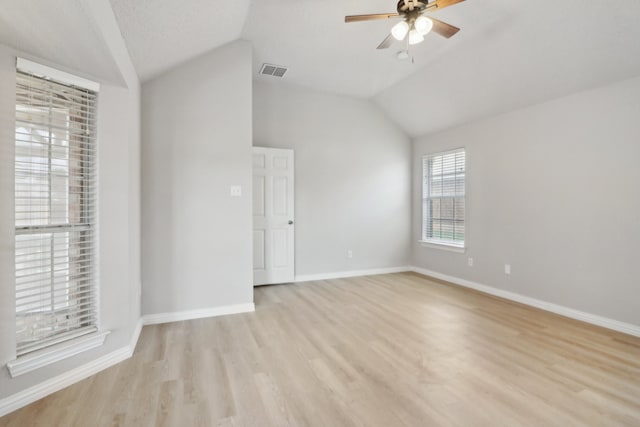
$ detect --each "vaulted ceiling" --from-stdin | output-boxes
[3,1,640,138]
[108,0,640,136]
[242,0,491,98]
[0,0,124,85]
[375,0,640,136]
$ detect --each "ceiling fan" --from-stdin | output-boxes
[345,0,466,50]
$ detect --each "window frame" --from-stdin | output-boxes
[421,148,467,251]
[8,59,106,378]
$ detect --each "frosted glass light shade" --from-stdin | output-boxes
[408,29,425,45]
[415,16,433,35]
[391,21,410,40]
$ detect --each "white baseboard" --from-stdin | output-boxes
[142,303,256,326]
[129,317,144,353]
[410,266,640,338]
[294,266,411,283]
[0,318,144,418]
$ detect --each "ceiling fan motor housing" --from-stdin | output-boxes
[397,0,428,14]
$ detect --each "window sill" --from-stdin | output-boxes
[6,331,110,378]
[419,240,466,254]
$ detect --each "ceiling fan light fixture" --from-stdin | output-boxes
[415,16,433,35]
[391,21,410,40]
[344,0,466,50]
[408,29,424,45]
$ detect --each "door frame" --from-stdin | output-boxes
[252,147,295,286]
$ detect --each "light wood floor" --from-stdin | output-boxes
[2,272,639,426]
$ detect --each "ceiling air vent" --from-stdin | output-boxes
[259,63,288,78]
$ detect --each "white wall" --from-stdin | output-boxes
[142,41,254,315]
[253,81,412,276]
[412,76,640,326]
[0,43,142,398]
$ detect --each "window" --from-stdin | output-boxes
[422,149,466,248]
[15,67,98,357]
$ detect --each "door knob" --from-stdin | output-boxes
[288,220,294,225]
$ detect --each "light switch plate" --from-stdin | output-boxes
[230,185,242,197]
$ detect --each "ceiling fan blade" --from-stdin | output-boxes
[430,18,460,38]
[431,0,466,11]
[345,13,399,23]
[376,34,395,50]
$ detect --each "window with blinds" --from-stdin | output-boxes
[15,70,98,356]
[422,149,466,247]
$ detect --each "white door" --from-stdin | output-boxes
[252,147,295,285]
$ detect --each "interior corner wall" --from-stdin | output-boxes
[127,80,142,327]
[141,41,254,316]
[253,81,412,276]
[81,0,143,331]
[412,75,640,326]
[0,43,142,399]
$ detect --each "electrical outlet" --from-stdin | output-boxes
[347,250,353,259]
[230,185,242,197]
[505,264,511,275]
[468,257,474,267]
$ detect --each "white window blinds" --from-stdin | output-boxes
[423,149,466,247]
[15,70,98,356]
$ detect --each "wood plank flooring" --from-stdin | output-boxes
[1,272,639,426]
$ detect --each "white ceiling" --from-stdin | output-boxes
[109,0,250,82]
[0,0,124,85]
[243,0,482,98]
[108,0,491,96]
[106,0,640,137]
[3,0,639,138]
[375,0,640,136]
